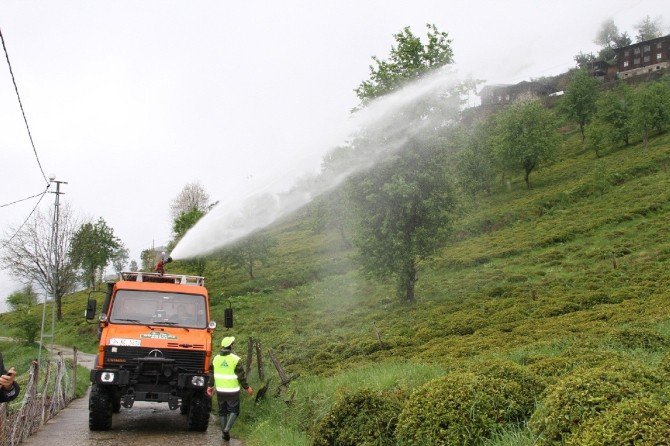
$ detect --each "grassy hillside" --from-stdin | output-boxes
[2,129,670,444]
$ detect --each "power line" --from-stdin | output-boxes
[0,27,49,185]
[0,186,49,208]
[0,190,47,250]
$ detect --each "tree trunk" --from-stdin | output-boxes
[56,294,62,321]
[579,122,586,144]
[248,258,254,279]
[524,170,531,189]
[401,262,417,302]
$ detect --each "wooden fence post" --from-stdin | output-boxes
[268,348,296,397]
[255,340,264,381]
[72,347,78,400]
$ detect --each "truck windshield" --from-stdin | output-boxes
[109,290,207,329]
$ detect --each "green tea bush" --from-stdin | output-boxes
[566,397,670,446]
[659,352,670,375]
[612,327,670,351]
[527,350,628,380]
[395,372,523,446]
[312,389,401,446]
[529,361,659,445]
[466,359,547,417]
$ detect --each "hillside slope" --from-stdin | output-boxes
[3,130,670,445]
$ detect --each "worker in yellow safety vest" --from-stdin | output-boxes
[207,336,253,442]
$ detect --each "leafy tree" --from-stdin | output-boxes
[69,218,122,287]
[574,52,596,69]
[170,181,210,220]
[634,15,664,42]
[128,259,138,272]
[140,248,159,272]
[1,205,77,321]
[631,80,670,150]
[454,122,497,195]
[111,247,129,274]
[355,24,454,103]
[594,19,621,48]
[613,32,632,49]
[345,24,463,302]
[7,285,40,344]
[230,234,276,279]
[560,68,600,144]
[309,189,352,248]
[348,141,457,301]
[173,208,205,240]
[6,284,38,310]
[596,84,634,146]
[494,99,560,189]
[584,120,613,158]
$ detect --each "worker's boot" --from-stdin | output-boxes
[224,413,238,436]
[220,415,228,439]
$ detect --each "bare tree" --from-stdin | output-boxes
[1,205,78,320]
[170,182,210,220]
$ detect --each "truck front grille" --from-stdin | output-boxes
[103,346,206,372]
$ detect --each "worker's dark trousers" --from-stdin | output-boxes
[216,391,241,415]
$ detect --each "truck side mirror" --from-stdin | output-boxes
[224,307,233,328]
[85,298,97,320]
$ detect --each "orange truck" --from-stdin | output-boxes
[84,271,232,431]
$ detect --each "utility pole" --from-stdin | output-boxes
[38,178,67,364]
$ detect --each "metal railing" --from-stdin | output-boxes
[0,348,78,446]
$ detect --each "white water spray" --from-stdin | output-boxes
[171,67,468,260]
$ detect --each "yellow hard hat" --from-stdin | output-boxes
[221,336,235,348]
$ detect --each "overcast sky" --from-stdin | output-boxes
[0,0,667,311]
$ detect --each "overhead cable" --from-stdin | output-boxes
[0,190,47,250]
[0,27,49,185]
[0,187,49,208]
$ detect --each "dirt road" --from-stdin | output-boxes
[19,343,243,446]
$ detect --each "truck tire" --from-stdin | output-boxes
[89,384,113,431]
[187,393,210,431]
[180,396,190,415]
[112,391,121,413]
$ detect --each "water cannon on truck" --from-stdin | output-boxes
[84,270,234,431]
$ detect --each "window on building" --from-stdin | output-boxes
[623,61,629,67]
[624,50,630,56]
[658,53,663,60]
[643,45,650,52]
[658,42,663,49]
[634,48,640,54]
[634,58,640,64]
[644,55,650,62]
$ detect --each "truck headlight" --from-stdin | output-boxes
[190,375,205,387]
[101,372,115,383]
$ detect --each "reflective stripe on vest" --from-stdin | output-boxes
[212,353,241,393]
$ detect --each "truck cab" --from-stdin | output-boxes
[86,272,220,431]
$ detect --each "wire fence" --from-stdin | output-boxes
[0,348,78,446]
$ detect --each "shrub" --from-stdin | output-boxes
[529,361,659,445]
[312,389,401,446]
[612,327,670,351]
[566,397,670,446]
[395,372,523,446]
[659,352,670,375]
[466,359,547,417]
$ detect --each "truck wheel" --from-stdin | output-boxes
[112,392,121,413]
[187,393,210,431]
[89,384,113,431]
[180,398,190,415]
